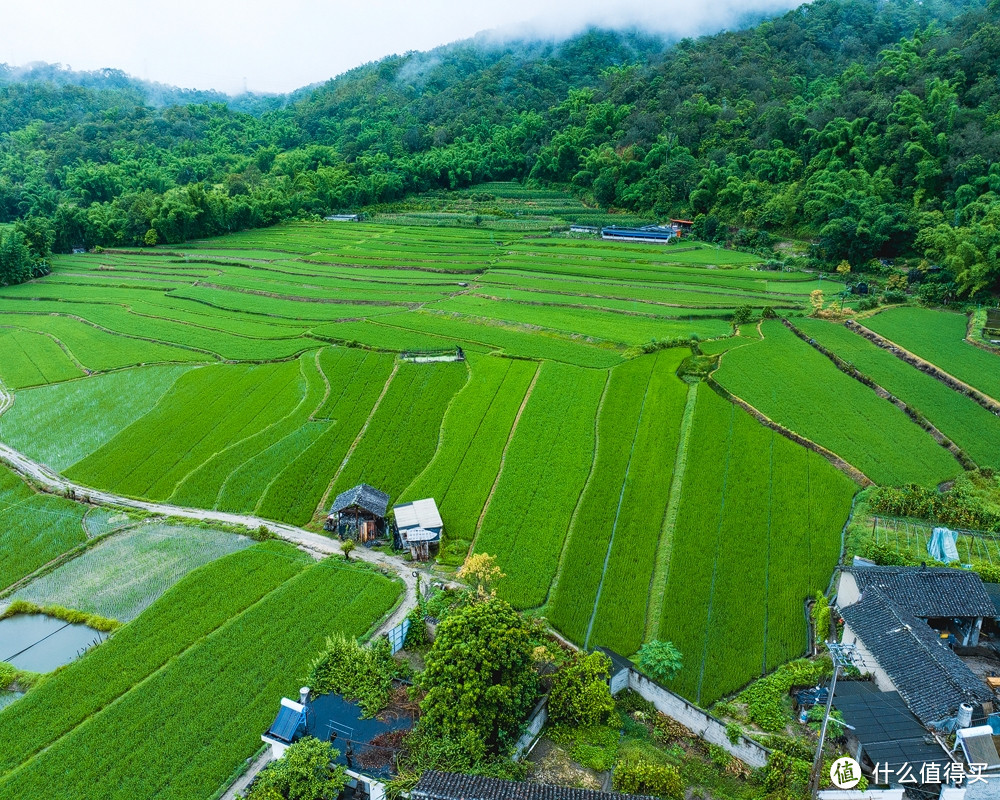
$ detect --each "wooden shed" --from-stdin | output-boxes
[325,484,390,542]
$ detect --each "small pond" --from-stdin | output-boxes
[0,690,23,712]
[0,614,108,673]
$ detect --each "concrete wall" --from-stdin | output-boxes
[836,571,861,609]
[841,623,898,694]
[513,696,548,761]
[625,670,770,769]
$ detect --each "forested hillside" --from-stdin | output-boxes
[1,0,998,292]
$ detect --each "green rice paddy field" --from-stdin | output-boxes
[1,206,993,766]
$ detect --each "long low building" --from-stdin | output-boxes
[600,225,678,244]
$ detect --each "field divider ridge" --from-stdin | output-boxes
[705,375,872,487]
[846,318,1000,415]
[783,318,974,470]
[644,379,698,642]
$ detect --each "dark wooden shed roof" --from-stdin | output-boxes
[329,484,390,518]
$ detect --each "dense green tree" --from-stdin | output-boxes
[419,596,537,755]
[637,640,683,684]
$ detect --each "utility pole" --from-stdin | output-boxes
[808,642,862,797]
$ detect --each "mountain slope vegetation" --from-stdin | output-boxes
[0,0,998,291]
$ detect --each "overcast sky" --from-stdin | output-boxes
[1,0,801,95]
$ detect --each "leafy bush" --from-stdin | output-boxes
[308,634,398,717]
[419,597,538,754]
[737,658,832,733]
[548,651,615,727]
[245,737,347,800]
[811,591,831,643]
[613,755,683,799]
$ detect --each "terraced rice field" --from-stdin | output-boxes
[794,318,1000,469]
[715,320,962,486]
[656,385,855,704]
[863,307,1000,402]
[1,211,982,718]
[0,543,401,800]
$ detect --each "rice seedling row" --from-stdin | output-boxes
[0,541,312,774]
[714,320,961,487]
[474,362,606,608]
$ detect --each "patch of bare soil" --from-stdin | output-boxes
[526,739,605,790]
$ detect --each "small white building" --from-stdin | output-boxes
[393,498,443,561]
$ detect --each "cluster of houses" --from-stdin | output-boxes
[323,483,443,561]
[821,562,1000,798]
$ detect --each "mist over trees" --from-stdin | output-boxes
[0,0,998,293]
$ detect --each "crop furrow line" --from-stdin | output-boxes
[644,379,698,642]
[468,362,541,556]
[583,361,655,651]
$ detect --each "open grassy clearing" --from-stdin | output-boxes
[474,362,607,608]
[657,385,855,705]
[715,320,961,486]
[11,522,255,622]
[0,466,87,591]
[863,307,1000,402]
[0,557,401,800]
[794,318,1000,469]
[0,365,193,471]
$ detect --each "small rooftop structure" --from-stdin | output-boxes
[393,498,443,561]
[412,771,658,800]
[839,587,993,729]
[670,218,694,228]
[325,484,390,542]
[263,690,415,800]
[325,214,361,222]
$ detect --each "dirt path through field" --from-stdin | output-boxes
[0,385,418,638]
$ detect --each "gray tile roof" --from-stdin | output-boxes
[330,484,390,518]
[840,587,993,727]
[412,772,657,800]
[848,565,995,618]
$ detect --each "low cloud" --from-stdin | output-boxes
[0,0,804,94]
